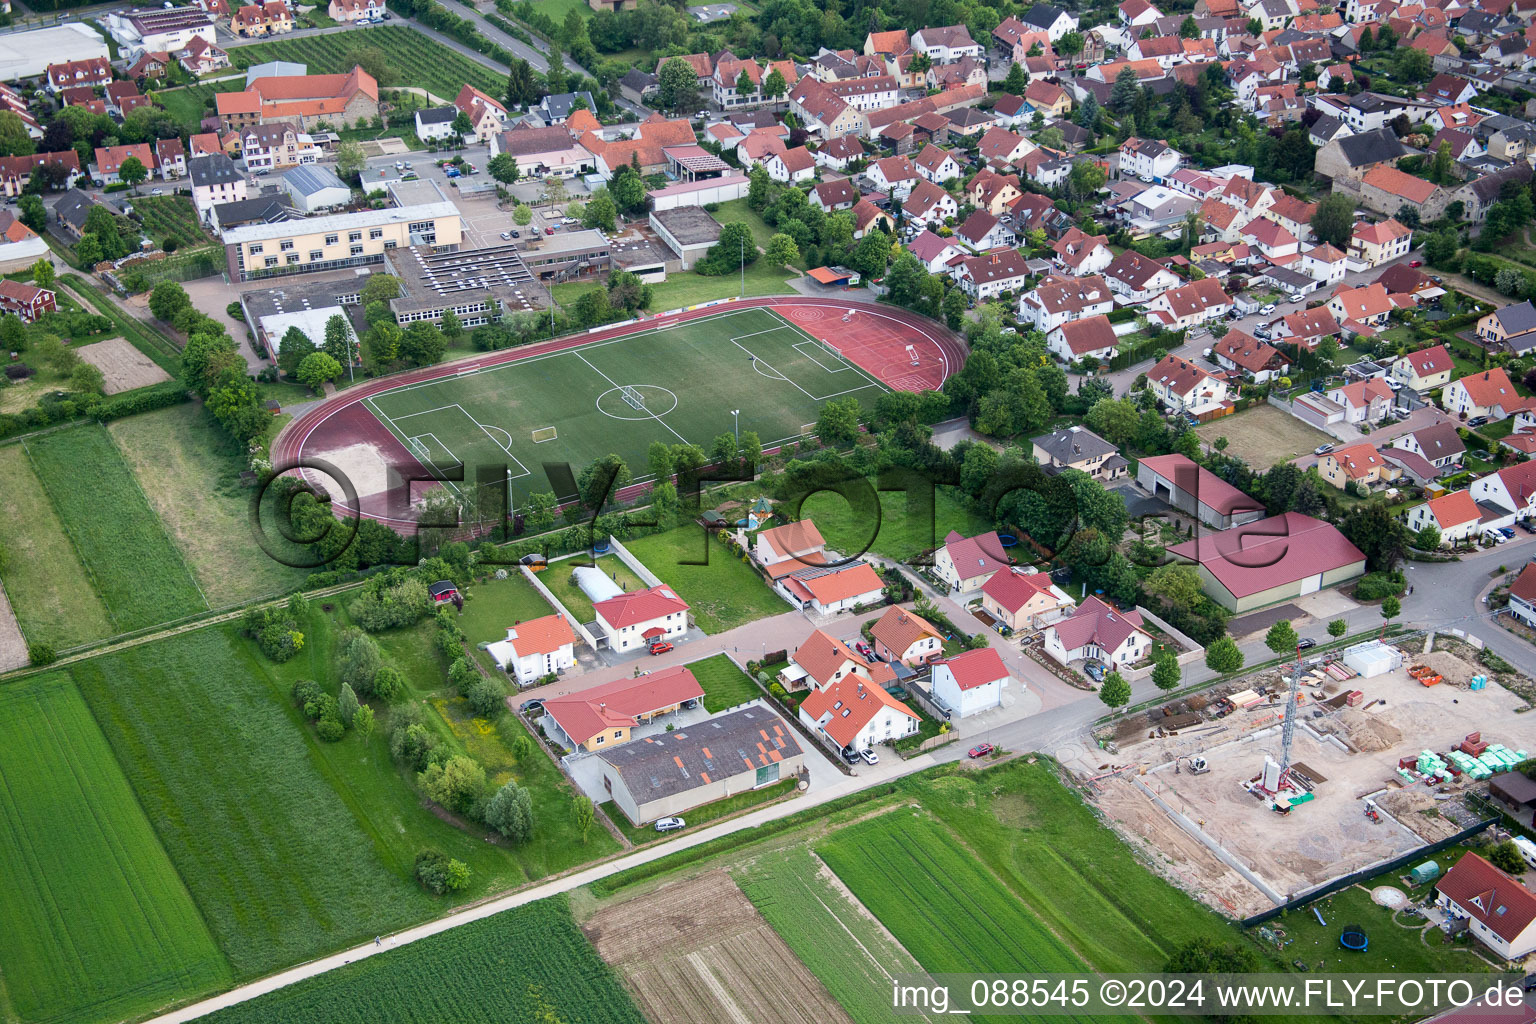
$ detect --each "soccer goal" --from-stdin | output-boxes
[531,426,558,443]
[620,385,646,411]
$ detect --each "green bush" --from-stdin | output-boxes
[1354,570,1406,601]
[27,641,57,665]
[413,849,470,895]
[315,715,346,742]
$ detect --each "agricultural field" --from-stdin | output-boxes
[1193,404,1333,470]
[26,424,208,632]
[67,624,439,978]
[226,27,504,102]
[131,195,213,249]
[583,870,855,1024]
[199,896,645,1024]
[0,673,230,1024]
[736,846,933,1024]
[686,652,762,711]
[798,484,994,564]
[0,443,114,649]
[108,403,312,608]
[621,526,789,632]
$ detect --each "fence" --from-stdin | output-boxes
[1123,604,1206,682]
[1240,816,1497,927]
[520,562,600,651]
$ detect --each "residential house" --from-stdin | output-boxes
[414,106,457,143]
[788,77,864,139]
[1119,136,1183,180]
[954,209,1015,251]
[1212,331,1289,382]
[329,0,386,21]
[154,138,186,180]
[1325,378,1395,424]
[1391,421,1464,472]
[1349,217,1412,268]
[240,121,317,172]
[976,126,1034,168]
[764,146,815,183]
[930,648,1011,718]
[1018,3,1079,41]
[93,143,154,185]
[454,85,507,143]
[712,57,763,109]
[230,1,294,36]
[1046,315,1120,364]
[979,566,1075,632]
[957,247,1032,300]
[0,280,54,322]
[903,178,958,228]
[1319,442,1396,491]
[1023,79,1071,118]
[912,24,984,60]
[1051,226,1113,277]
[1043,596,1151,668]
[1407,489,1485,546]
[811,178,859,212]
[799,673,919,754]
[541,666,704,752]
[485,614,576,685]
[1104,250,1181,305]
[777,561,886,615]
[813,134,867,170]
[1314,127,1409,186]
[850,199,893,238]
[908,230,965,273]
[1389,344,1456,391]
[912,143,962,184]
[1031,424,1127,482]
[46,58,112,94]
[754,519,827,568]
[1471,463,1536,525]
[867,155,918,198]
[177,36,229,76]
[1443,368,1524,421]
[1506,563,1536,629]
[1018,274,1114,333]
[1144,277,1232,330]
[1435,853,1536,960]
[935,529,1012,594]
[868,605,944,665]
[968,168,1022,215]
[1478,301,1536,352]
[1358,165,1450,221]
[593,584,691,654]
[493,126,592,179]
[1145,353,1231,417]
[1326,282,1393,331]
[1298,242,1348,286]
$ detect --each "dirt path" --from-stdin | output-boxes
[0,581,27,673]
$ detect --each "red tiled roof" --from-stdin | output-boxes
[938,647,1009,690]
[942,530,1010,582]
[1437,852,1536,944]
[800,674,919,748]
[1425,489,1479,529]
[1510,562,1536,606]
[759,519,825,559]
[980,566,1060,614]
[792,629,869,688]
[1167,512,1365,599]
[1055,315,1119,356]
[1050,596,1145,653]
[592,584,689,628]
[1453,367,1517,409]
[505,613,576,657]
[1402,343,1452,377]
[1363,165,1440,204]
[783,562,884,606]
[1139,454,1259,516]
[543,665,704,746]
[870,605,942,655]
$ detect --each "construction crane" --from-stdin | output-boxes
[1275,641,1305,792]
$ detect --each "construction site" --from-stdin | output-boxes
[1071,636,1536,920]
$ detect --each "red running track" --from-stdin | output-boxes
[271,296,966,527]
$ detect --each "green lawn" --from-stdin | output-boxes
[736,846,931,1024]
[107,404,312,609]
[0,673,230,1024]
[197,896,645,1024]
[26,424,209,633]
[0,443,114,649]
[620,525,789,632]
[1275,879,1492,976]
[541,554,647,623]
[61,275,182,374]
[552,260,799,313]
[226,26,505,101]
[683,651,761,711]
[154,79,242,132]
[455,571,561,674]
[798,483,993,563]
[525,0,593,20]
[712,197,779,255]
[359,306,880,506]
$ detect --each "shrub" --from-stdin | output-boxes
[315,715,346,742]
[391,721,439,771]
[4,362,34,380]
[242,605,305,662]
[1354,570,1406,601]
[418,754,486,813]
[1489,840,1526,875]
[291,678,325,716]
[465,675,505,718]
[349,571,430,630]
[339,630,383,695]
[27,641,56,665]
[414,849,471,895]
[372,665,404,701]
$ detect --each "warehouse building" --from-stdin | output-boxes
[595,705,803,824]
[1167,512,1366,612]
[1136,453,1267,530]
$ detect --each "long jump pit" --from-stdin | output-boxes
[272,297,963,529]
[1077,645,1536,919]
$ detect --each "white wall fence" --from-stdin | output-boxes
[606,534,664,587]
[1122,605,1206,682]
[520,563,601,652]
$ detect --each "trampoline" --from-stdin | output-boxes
[998,534,1019,547]
[1340,926,1369,952]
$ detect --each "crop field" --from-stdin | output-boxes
[108,405,312,608]
[226,27,505,101]
[0,444,113,649]
[354,307,885,507]
[584,870,855,1024]
[736,847,934,1024]
[68,624,438,978]
[26,425,208,632]
[198,896,645,1024]
[685,652,762,712]
[132,195,212,249]
[0,673,229,1024]
[818,811,1093,981]
[620,526,789,632]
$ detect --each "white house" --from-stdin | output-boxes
[781,628,885,692]
[930,647,1011,718]
[1506,563,1536,629]
[776,561,886,615]
[1435,852,1536,961]
[1444,368,1525,421]
[1051,227,1114,277]
[957,248,1032,301]
[1119,137,1183,181]
[912,143,963,184]
[764,146,815,183]
[1325,378,1394,425]
[414,106,458,142]
[911,24,983,61]
[1298,242,1348,286]
[903,179,958,228]
[485,613,577,685]
[1043,596,1151,668]
[935,529,1011,593]
[799,673,920,754]
[867,155,918,199]
[754,520,827,567]
[1047,315,1120,364]
[1470,463,1536,524]
[1020,274,1115,332]
[1144,277,1231,330]
[1406,489,1485,547]
[592,585,691,654]
[1104,250,1180,305]
[1146,352,1229,416]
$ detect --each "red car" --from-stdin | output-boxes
[1409,259,1423,267]
[647,640,673,655]
[967,743,995,759]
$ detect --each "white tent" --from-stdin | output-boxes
[572,566,623,604]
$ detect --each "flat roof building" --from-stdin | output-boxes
[649,206,720,269]
[518,227,611,284]
[222,200,461,280]
[384,242,549,326]
[236,273,366,357]
[0,25,110,83]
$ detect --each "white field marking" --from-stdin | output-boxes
[572,350,690,444]
[792,340,851,373]
[367,396,465,498]
[730,326,884,403]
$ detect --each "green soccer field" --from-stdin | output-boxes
[362,307,886,503]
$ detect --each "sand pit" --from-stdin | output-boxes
[1371,886,1406,907]
[1325,708,1403,753]
[76,337,171,394]
[306,441,393,500]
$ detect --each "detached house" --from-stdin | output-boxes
[1043,596,1151,668]
[935,529,1011,594]
[1478,301,1536,352]
[1407,489,1485,547]
[486,614,577,685]
[1325,378,1395,425]
[1349,218,1412,268]
[1104,250,1180,305]
[1444,368,1524,421]
[912,143,962,184]
[1389,344,1455,392]
[1212,331,1288,382]
[593,585,690,655]
[1390,421,1464,472]
[1435,852,1536,961]
[799,673,919,755]
[958,247,1032,300]
[1326,282,1393,331]
[454,85,507,143]
[869,605,944,665]
[1047,315,1120,364]
[979,567,1075,632]
[867,155,918,198]
[1030,424,1128,482]
[955,210,1015,251]
[1144,277,1231,330]
[1019,274,1114,332]
[1320,442,1396,491]
[903,178,958,228]
[764,146,815,183]
[1119,136,1183,180]
[930,647,1011,718]
[1051,226,1113,277]
[1146,352,1230,417]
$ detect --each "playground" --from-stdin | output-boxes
[1075,645,1536,920]
[274,298,961,526]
